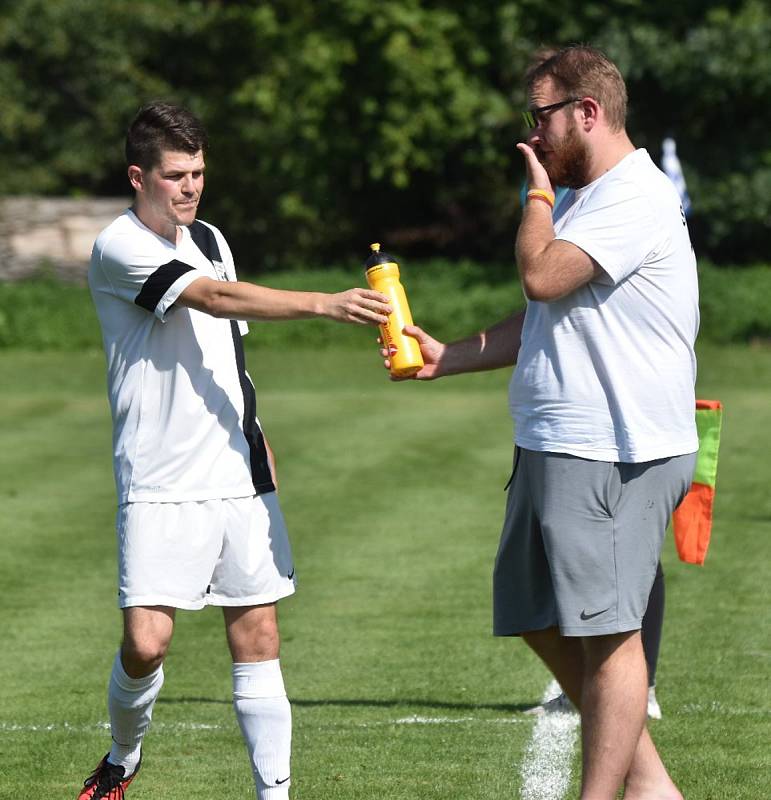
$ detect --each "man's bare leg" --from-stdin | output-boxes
[522,628,682,800]
[580,632,647,798]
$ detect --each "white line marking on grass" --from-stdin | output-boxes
[393,715,526,726]
[3,715,533,736]
[0,721,223,734]
[520,679,580,800]
[6,699,762,740]
[395,715,475,724]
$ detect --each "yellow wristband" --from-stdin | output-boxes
[526,189,555,209]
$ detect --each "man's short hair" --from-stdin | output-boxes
[526,45,627,132]
[125,102,209,171]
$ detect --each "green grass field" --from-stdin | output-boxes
[0,343,769,799]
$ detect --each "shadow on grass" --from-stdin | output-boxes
[157,696,535,713]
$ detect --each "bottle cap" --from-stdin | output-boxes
[365,242,396,269]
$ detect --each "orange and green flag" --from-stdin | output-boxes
[672,400,723,565]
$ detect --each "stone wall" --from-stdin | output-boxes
[0,197,129,282]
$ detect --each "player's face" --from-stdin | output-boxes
[130,149,205,237]
[527,80,590,189]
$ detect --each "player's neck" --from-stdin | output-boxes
[586,132,635,184]
[131,202,181,245]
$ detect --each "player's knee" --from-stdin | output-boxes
[121,636,169,673]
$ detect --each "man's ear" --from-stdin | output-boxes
[127,165,144,192]
[579,97,600,131]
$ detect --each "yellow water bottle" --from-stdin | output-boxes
[365,243,424,378]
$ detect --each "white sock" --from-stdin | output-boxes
[107,651,164,775]
[233,660,292,799]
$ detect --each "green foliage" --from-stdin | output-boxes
[0,261,768,351]
[0,0,185,194]
[194,2,516,266]
[697,262,771,343]
[0,275,101,349]
[595,0,771,264]
[0,1,768,264]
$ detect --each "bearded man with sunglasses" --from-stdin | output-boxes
[386,46,698,799]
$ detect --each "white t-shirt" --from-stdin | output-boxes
[89,209,274,503]
[509,149,699,463]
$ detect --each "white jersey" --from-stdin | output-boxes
[89,209,274,503]
[509,149,699,463]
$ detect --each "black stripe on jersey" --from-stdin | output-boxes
[229,320,276,495]
[134,260,195,313]
[189,220,276,496]
[189,220,219,267]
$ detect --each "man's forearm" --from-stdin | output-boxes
[182,279,328,320]
[178,277,389,325]
[515,199,557,298]
[442,311,524,375]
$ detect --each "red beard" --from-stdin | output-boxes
[535,119,591,189]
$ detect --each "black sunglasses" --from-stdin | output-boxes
[522,97,582,129]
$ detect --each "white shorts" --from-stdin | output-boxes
[116,493,296,610]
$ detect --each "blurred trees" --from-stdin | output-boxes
[0,0,768,267]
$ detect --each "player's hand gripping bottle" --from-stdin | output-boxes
[364,243,424,378]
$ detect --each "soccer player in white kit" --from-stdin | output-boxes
[79,102,391,800]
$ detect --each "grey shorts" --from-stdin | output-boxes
[493,448,696,637]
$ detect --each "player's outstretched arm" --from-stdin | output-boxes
[383,312,525,381]
[178,276,391,325]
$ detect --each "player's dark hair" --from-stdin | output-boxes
[526,45,627,132]
[125,102,208,170]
